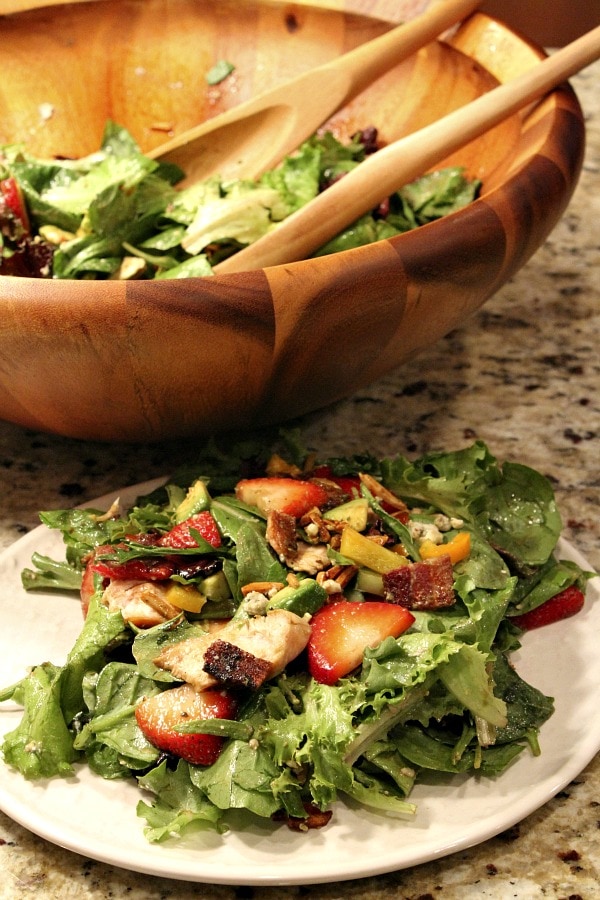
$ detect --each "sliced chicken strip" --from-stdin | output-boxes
[154,608,311,691]
[102,579,181,628]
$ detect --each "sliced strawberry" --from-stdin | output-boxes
[159,511,222,549]
[135,684,237,766]
[307,599,414,685]
[235,477,331,518]
[0,176,30,231]
[511,584,585,630]
[91,552,178,582]
[80,559,100,617]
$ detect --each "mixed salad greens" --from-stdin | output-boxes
[0,121,480,279]
[0,437,593,843]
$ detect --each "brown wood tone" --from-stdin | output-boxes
[0,1,585,441]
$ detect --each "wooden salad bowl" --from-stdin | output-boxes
[0,0,585,442]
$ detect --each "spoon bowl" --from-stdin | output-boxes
[0,0,586,442]
[147,0,482,184]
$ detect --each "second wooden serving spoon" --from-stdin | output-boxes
[148,0,481,185]
[214,23,600,274]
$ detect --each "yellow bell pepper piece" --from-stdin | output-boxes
[419,531,471,565]
[339,526,409,574]
[165,583,207,614]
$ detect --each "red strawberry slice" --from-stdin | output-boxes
[511,584,585,630]
[91,552,177,582]
[307,599,414,685]
[159,511,222,549]
[235,477,331,518]
[0,176,30,231]
[80,560,99,617]
[135,684,237,766]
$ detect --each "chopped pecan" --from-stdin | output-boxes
[272,801,333,831]
[316,564,358,590]
[359,473,410,522]
[299,508,337,543]
[363,532,391,546]
[266,508,298,561]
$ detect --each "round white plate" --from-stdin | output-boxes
[0,480,598,886]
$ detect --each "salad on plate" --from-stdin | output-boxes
[0,121,480,280]
[0,437,593,843]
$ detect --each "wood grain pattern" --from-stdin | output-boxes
[0,1,585,441]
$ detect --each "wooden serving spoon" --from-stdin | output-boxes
[214,23,600,274]
[148,0,481,185]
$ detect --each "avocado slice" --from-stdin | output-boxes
[323,497,369,531]
[174,479,211,523]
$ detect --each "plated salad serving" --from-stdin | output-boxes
[0,121,480,280]
[0,438,593,844]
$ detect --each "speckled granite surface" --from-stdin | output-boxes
[0,60,599,900]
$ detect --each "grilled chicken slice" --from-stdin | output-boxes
[102,579,181,627]
[154,608,311,691]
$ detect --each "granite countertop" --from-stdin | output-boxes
[0,60,599,900]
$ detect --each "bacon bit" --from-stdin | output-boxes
[241,581,285,596]
[202,639,272,690]
[383,556,455,610]
[272,802,333,831]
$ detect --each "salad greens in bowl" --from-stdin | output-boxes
[0,1,585,441]
[1,438,594,845]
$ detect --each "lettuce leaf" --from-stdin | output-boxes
[137,759,223,841]
[381,442,562,571]
[1,596,126,778]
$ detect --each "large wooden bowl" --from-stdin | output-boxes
[0,0,585,441]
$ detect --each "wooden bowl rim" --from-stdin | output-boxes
[0,5,585,298]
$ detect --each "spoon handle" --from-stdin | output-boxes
[215,24,600,274]
[151,0,481,182]
[309,0,482,102]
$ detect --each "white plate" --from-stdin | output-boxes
[0,480,598,886]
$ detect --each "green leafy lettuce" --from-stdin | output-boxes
[1,121,480,279]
